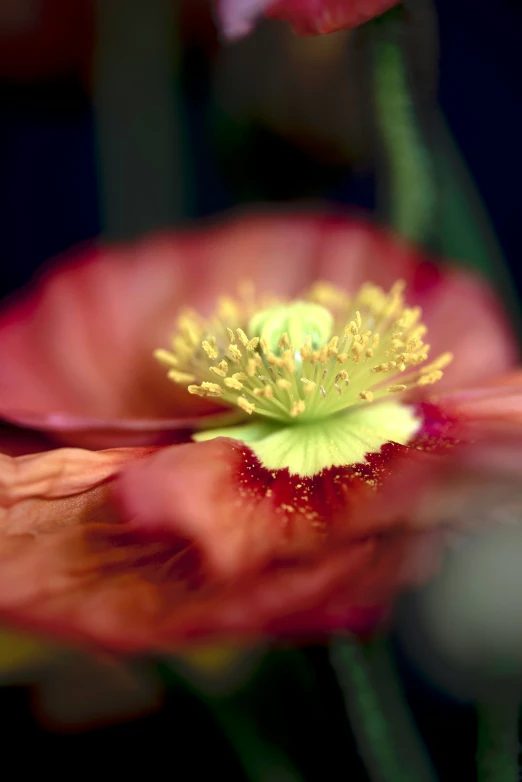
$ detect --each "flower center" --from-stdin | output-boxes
[155,280,452,476]
[155,279,452,425]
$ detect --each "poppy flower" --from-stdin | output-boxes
[0,213,519,652]
[217,0,399,39]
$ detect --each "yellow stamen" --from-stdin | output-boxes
[156,280,452,424]
[290,400,306,417]
[188,381,223,398]
[237,397,255,415]
[167,369,196,384]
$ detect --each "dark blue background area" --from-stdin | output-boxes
[436,0,522,292]
[0,80,99,296]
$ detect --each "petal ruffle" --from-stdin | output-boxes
[0,514,433,650]
[0,435,442,649]
[0,213,516,446]
[5,388,521,650]
[0,442,424,649]
[116,425,454,582]
[0,446,156,535]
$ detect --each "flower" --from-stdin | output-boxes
[216,0,399,39]
[0,213,520,652]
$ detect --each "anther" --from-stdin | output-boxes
[237,397,255,415]
[224,377,244,390]
[202,340,219,360]
[236,328,249,347]
[290,400,306,417]
[168,369,196,384]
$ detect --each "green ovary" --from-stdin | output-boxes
[194,400,421,477]
[248,301,333,354]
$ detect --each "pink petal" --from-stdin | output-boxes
[217,0,273,39]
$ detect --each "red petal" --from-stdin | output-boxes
[0,214,515,446]
[0,515,430,650]
[0,446,156,535]
[0,382,520,650]
[0,413,460,650]
[267,0,399,35]
[117,422,454,582]
[217,0,398,38]
[0,216,321,446]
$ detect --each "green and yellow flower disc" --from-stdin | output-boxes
[155,281,452,477]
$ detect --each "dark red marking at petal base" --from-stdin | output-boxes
[228,403,461,545]
[414,401,462,448]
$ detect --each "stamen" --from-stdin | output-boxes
[156,280,452,424]
[237,397,255,415]
[168,369,196,384]
[290,400,306,417]
[188,381,223,398]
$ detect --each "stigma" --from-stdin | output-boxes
[155,280,452,425]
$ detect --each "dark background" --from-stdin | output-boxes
[0,1,520,779]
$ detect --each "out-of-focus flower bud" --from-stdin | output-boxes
[217,0,399,40]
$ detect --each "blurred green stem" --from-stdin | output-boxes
[157,660,303,782]
[477,691,520,782]
[330,635,437,782]
[93,0,190,239]
[370,10,435,244]
[202,699,304,782]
